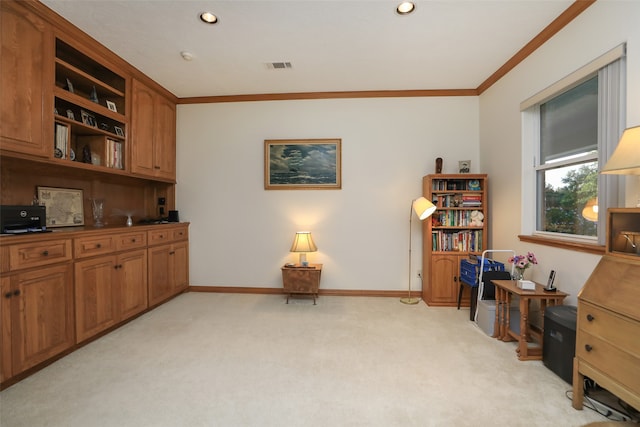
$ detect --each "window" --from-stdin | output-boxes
[522,45,626,245]
[537,76,599,238]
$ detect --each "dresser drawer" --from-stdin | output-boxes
[115,231,147,251]
[9,239,72,270]
[576,329,640,393]
[74,234,117,258]
[578,302,640,357]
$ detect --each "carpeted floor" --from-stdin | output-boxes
[0,293,607,426]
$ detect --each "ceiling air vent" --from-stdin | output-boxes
[266,62,293,70]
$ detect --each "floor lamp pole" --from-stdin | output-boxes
[401,201,420,305]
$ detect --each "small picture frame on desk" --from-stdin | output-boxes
[106,100,117,112]
[459,160,471,173]
[37,186,84,227]
[81,110,97,127]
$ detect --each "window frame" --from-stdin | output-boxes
[520,45,626,248]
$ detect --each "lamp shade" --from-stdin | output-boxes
[601,126,640,175]
[290,231,318,253]
[413,197,437,220]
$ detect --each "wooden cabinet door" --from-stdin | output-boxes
[148,242,187,306]
[154,95,176,180]
[74,256,118,342]
[0,2,52,157]
[118,249,148,320]
[10,264,74,374]
[1,275,11,382]
[131,79,176,180]
[426,254,461,306]
[170,241,188,294]
[130,79,156,177]
[148,244,172,306]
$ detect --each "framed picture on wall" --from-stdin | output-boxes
[264,139,342,190]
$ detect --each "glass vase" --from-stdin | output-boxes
[92,198,105,227]
[513,269,524,281]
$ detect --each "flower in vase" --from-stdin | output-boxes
[508,252,538,279]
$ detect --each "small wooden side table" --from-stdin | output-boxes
[281,264,322,304]
[491,279,568,361]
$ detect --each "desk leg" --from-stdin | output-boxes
[501,291,513,341]
[492,290,501,338]
[516,296,529,359]
[572,357,585,409]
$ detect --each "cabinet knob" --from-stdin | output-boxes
[131,238,136,242]
[454,276,458,282]
[42,250,49,256]
[154,166,161,169]
[585,344,593,352]
[97,243,102,248]
[586,314,594,322]
[169,251,175,255]
[4,292,12,299]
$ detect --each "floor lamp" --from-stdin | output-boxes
[401,197,437,304]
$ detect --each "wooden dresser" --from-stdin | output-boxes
[572,208,640,412]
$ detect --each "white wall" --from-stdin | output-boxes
[177,97,479,291]
[479,0,640,305]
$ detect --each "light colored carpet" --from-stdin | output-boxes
[0,293,606,426]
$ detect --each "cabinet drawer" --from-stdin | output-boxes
[115,231,147,251]
[148,229,171,245]
[576,330,640,393]
[1,246,8,273]
[578,302,640,357]
[9,239,72,270]
[171,227,188,241]
[74,235,117,258]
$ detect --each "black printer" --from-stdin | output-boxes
[0,205,49,234]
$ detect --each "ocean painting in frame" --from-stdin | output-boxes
[265,139,341,190]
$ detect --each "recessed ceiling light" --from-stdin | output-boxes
[199,11,218,24]
[396,2,416,15]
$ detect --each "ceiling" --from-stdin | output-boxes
[40,0,577,99]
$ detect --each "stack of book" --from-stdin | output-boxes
[106,138,123,169]
[461,193,482,207]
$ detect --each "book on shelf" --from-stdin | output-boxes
[55,123,69,159]
[431,230,483,252]
[106,138,123,169]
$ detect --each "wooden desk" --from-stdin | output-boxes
[281,264,322,304]
[491,280,568,361]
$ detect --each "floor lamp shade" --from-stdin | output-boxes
[413,197,437,220]
[601,126,640,175]
[290,231,317,266]
[402,197,436,305]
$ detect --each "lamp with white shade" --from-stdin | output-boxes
[401,197,437,305]
[290,231,318,267]
[601,125,640,175]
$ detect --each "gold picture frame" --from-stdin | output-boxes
[264,139,341,190]
[37,186,84,227]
